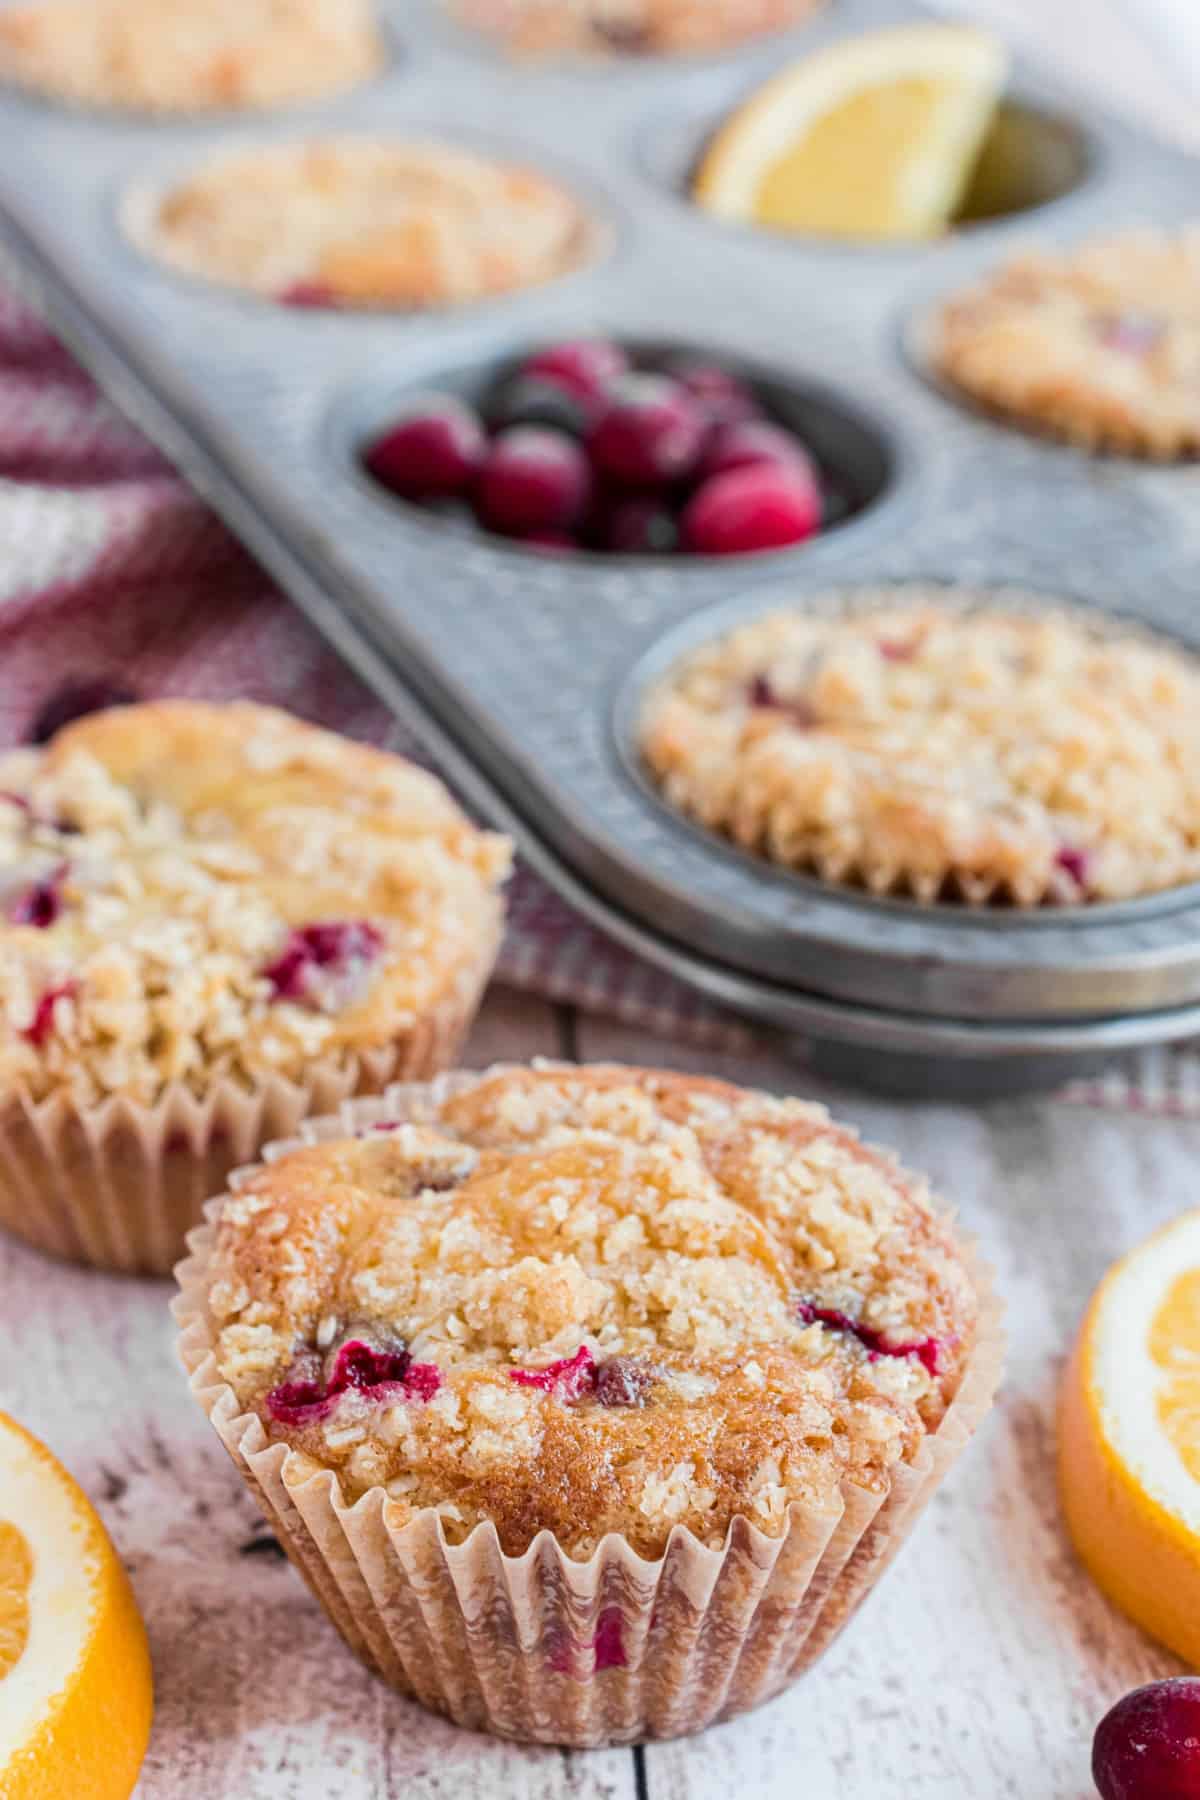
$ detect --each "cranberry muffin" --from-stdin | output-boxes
[455,0,822,57]
[932,228,1200,458]
[0,0,383,114]
[178,1062,998,1744]
[137,138,596,311]
[0,701,510,1272]
[640,588,1200,904]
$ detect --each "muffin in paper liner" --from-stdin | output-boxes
[0,935,500,1277]
[0,700,511,1276]
[173,1072,1003,1747]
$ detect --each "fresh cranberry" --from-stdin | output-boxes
[1094,310,1164,356]
[602,496,679,555]
[682,464,822,555]
[749,675,817,727]
[1056,845,1092,890]
[263,920,384,1009]
[548,1605,629,1675]
[669,361,762,425]
[796,1300,942,1377]
[878,637,918,663]
[8,861,69,929]
[521,340,629,402]
[29,678,138,746]
[22,980,77,1047]
[477,427,591,535]
[279,281,339,309]
[1093,1680,1200,1800]
[593,1357,653,1407]
[488,375,591,439]
[364,401,485,501]
[587,375,706,489]
[266,1337,441,1426]
[699,420,816,482]
[510,1345,596,1402]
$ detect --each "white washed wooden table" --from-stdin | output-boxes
[5,987,1196,1799]
[5,7,1200,1797]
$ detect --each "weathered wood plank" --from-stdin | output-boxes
[2,993,635,1800]
[576,1016,1191,1799]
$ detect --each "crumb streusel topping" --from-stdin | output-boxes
[0,0,382,114]
[933,228,1200,458]
[207,1063,977,1559]
[140,138,595,311]
[454,0,821,56]
[0,702,510,1107]
[639,593,1200,905]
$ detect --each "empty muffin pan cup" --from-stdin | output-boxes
[1,0,1198,1092]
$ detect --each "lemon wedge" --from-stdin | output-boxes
[1060,1210,1200,1666]
[694,23,1009,241]
[0,1410,152,1800]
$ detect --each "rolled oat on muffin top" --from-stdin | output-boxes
[0,0,383,114]
[206,1062,979,1560]
[932,227,1200,458]
[0,701,511,1109]
[138,138,595,311]
[639,592,1200,905]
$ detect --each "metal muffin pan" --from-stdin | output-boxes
[1,0,1198,1095]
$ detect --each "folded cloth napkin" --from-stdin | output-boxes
[0,271,1194,1113]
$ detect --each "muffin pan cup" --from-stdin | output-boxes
[173,1070,1005,1746]
[2,0,1199,1093]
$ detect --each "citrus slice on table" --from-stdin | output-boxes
[693,23,1009,241]
[0,1410,152,1799]
[1060,1211,1200,1666]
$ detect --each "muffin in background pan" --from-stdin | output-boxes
[640,587,1200,905]
[933,227,1200,458]
[136,138,598,312]
[0,701,510,1273]
[455,0,822,57]
[176,1060,1000,1746]
[0,0,383,114]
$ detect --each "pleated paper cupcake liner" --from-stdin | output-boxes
[173,1074,1004,1747]
[0,939,498,1277]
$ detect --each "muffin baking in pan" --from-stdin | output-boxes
[0,0,384,114]
[0,0,1196,1104]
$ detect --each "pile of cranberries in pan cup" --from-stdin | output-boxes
[361,339,850,557]
[176,1061,1002,1746]
[0,700,509,1274]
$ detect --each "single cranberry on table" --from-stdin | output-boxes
[363,399,486,501]
[682,463,823,555]
[477,427,592,536]
[1093,1680,1200,1800]
[699,419,818,482]
[521,339,629,401]
[588,373,706,489]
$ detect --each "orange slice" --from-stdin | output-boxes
[694,24,1008,241]
[1059,1210,1200,1665]
[0,1409,153,1799]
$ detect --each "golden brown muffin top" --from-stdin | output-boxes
[0,702,510,1105]
[640,593,1200,905]
[0,0,382,115]
[140,138,595,311]
[207,1063,978,1559]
